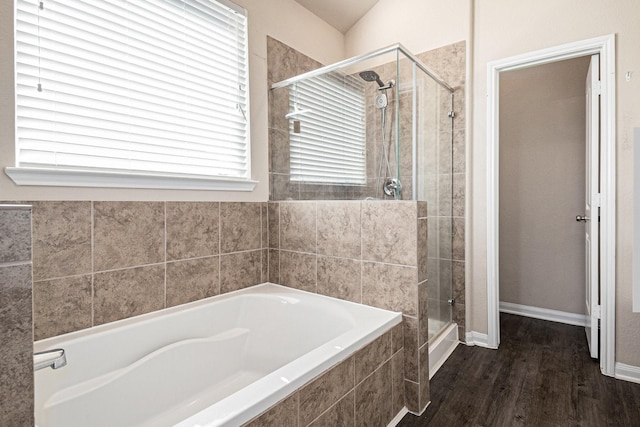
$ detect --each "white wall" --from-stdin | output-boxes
[0,0,344,202]
[499,58,589,316]
[472,0,640,366]
[344,0,470,57]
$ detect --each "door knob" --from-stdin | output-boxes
[576,215,589,222]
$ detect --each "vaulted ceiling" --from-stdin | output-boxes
[294,0,379,33]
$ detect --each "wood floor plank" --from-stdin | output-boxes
[398,314,640,427]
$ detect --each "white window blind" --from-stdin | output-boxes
[12,0,252,189]
[289,73,366,185]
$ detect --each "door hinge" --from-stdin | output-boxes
[593,193,601,207]
[448,111,455,119]
[593,80,602,95]
[593,305,601,319]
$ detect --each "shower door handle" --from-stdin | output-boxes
[576,215,589,222]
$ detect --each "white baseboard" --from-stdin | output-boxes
[388,407,409,426]
[615,362,640,384]
[464,331,495,348]
[499,302,588,327]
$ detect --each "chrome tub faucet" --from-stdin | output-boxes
[34,349,67,371]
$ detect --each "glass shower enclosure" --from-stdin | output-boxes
[270,44,454,343]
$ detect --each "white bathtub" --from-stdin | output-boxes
[34,283,402,427]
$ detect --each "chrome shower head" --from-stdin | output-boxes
[359,70,385,88]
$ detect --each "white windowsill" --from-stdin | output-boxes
[4,167,258,191]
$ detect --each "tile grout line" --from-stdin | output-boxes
[90,201,95,328]
[353,354,357,424]
[314,201,318,294]
[296,391,300,427]
[416,206,423,408]
[32,252,233,283]
[359,200,363,305]
[417,323,421,411]
[304,386,354,427]
[257,203,262,283]
[277,202,280,284]
[261,202,264,282]
[217,202,221,296]
[30,205,35,340]
[163,201,167,309]
[264,203,268,283]
[87,261,170,276]
[0,259,32,268]
[265,202,269,283]
[165,254,222,264]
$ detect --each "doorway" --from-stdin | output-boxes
[498,57,591,330]
[486,35,616,376]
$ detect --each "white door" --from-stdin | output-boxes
[583,54,600,359]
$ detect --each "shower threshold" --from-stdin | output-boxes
[429,322,459,379]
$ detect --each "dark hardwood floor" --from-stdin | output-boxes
[398,313,640,427]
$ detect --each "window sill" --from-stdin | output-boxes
[5,167,258,192]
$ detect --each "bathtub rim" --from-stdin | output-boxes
[34,282,398,350]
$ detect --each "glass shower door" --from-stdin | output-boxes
[413,66,454,342]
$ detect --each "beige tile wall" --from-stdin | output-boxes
[243,324,404,427]
[29,201,269,340]
[268,200,430,414]
[0,205,34,426]
[15,199,411,425]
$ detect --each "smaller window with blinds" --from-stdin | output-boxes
[9,0,255,190]
[288,73,366,185]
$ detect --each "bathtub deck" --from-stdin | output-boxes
[141,370,266,427]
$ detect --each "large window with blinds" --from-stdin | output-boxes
[288,73,366,185]
[9,0,254,190]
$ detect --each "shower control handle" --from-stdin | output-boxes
[576,215,589,222]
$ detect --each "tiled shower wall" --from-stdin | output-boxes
[268,36,407,201]
[268,36,369,200]
[26,201,268,340]
[0,205,33,426]
[268,200,430,414]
